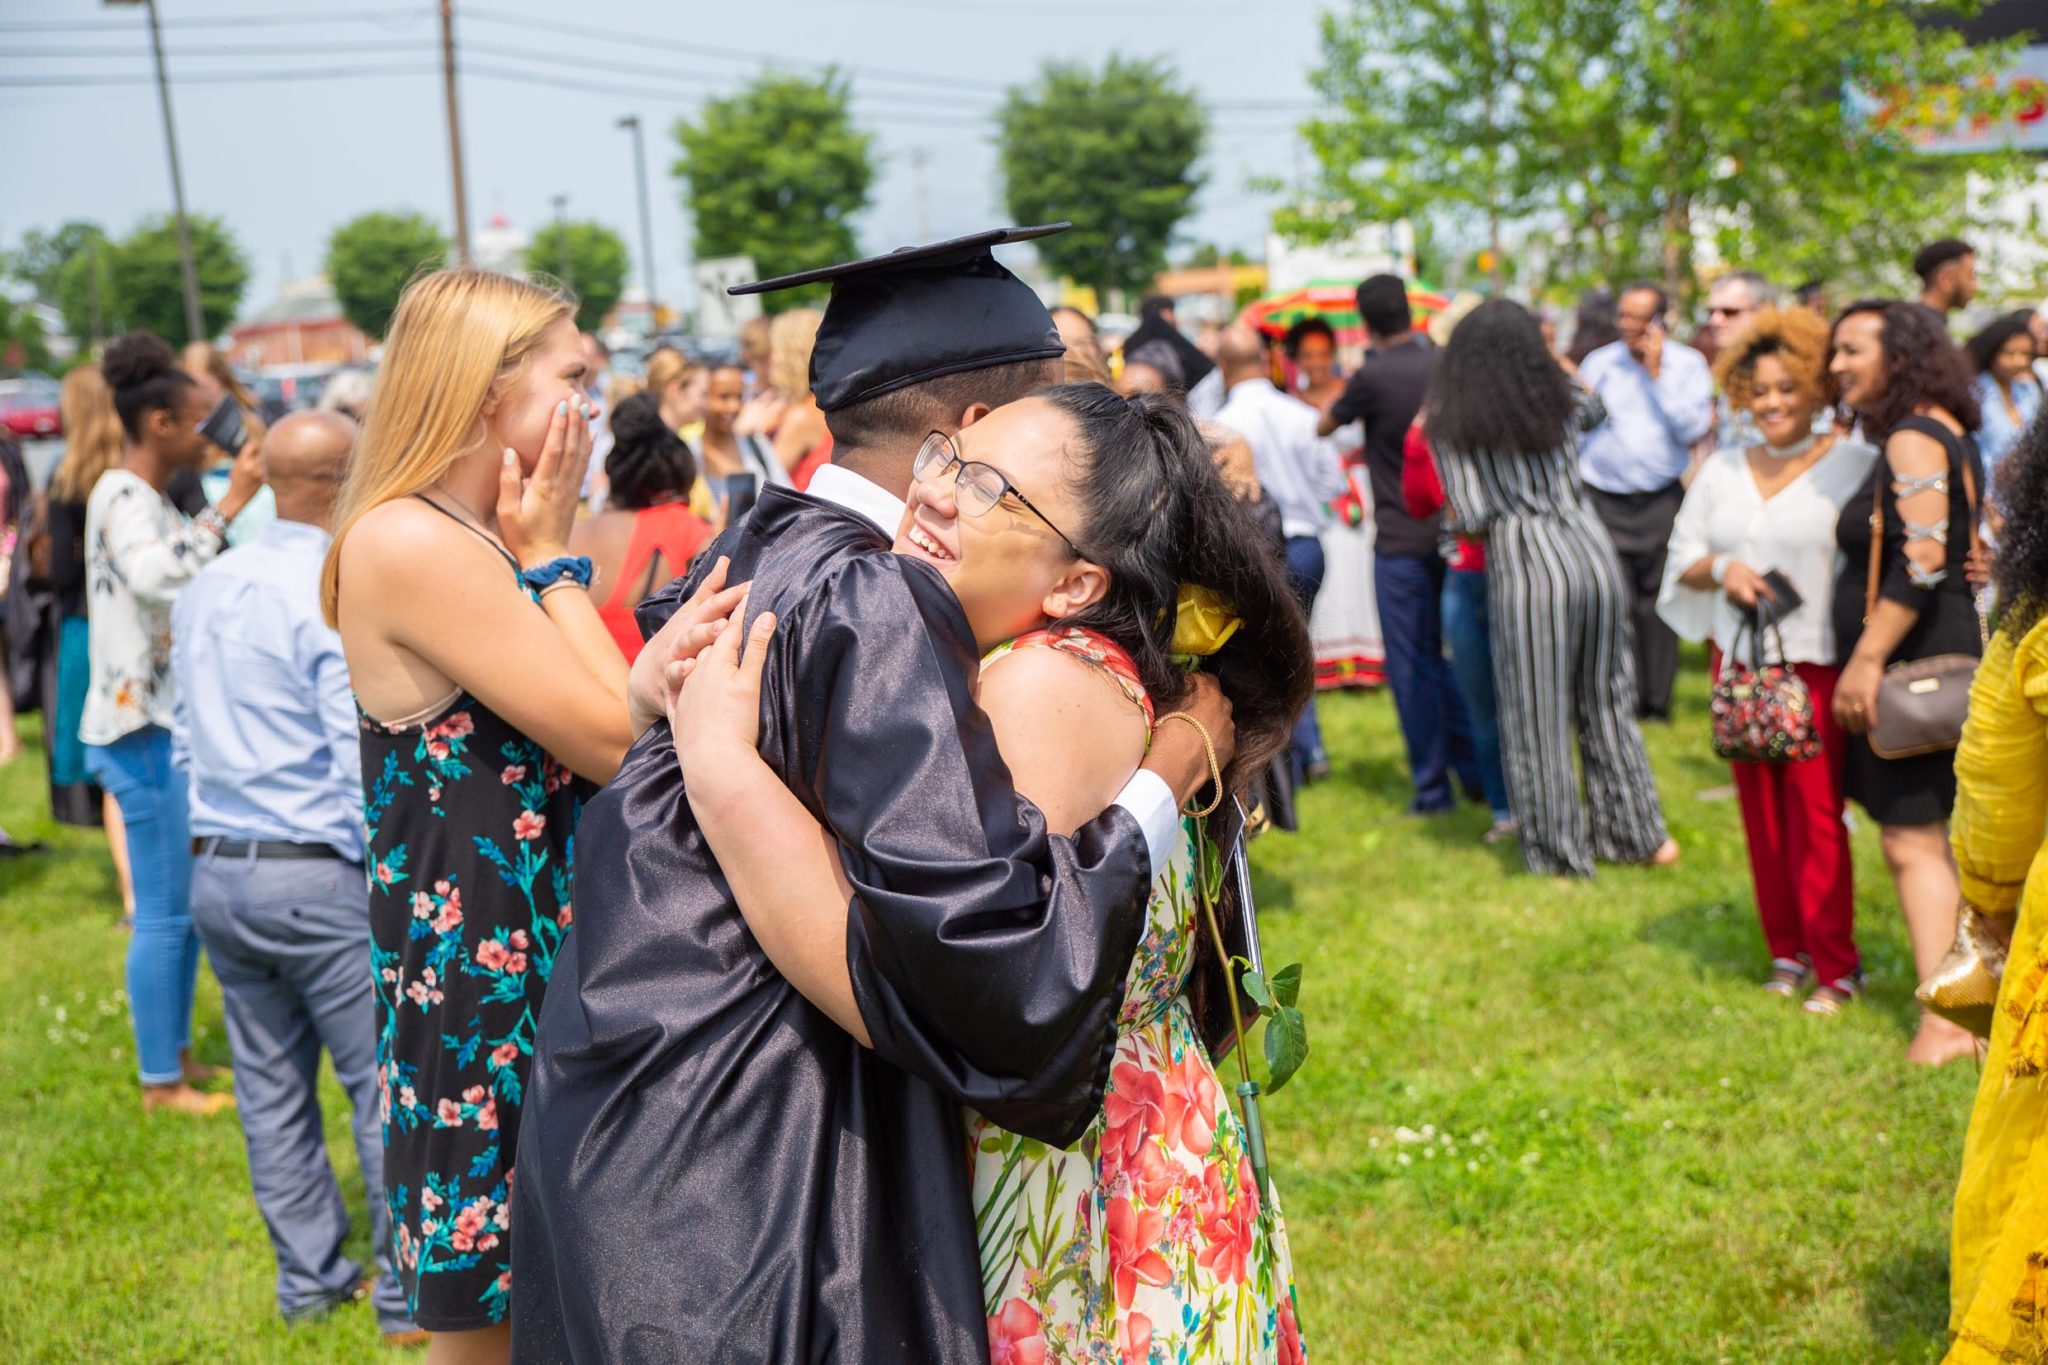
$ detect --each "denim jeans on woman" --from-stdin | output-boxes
[84,724,201,1085]
[1440,567,1513,822]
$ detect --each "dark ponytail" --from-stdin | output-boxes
[1042,382,1313,789]
[103,330,195,442]
[605,390,697,510]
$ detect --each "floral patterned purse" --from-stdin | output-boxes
[1710,621,1821,763]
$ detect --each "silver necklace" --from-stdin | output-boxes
[1761,431,1818,460]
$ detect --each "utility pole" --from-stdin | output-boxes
[109,0,203,343]
[616,116,659,329]
[550,194,574,294]
[440,0,471,265]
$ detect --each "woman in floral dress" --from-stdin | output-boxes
[669,384,1314,1363]
[324,269,739,1359]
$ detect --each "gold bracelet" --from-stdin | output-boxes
[1153,710,1224,818]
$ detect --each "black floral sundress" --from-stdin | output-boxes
[360,512,586,1331]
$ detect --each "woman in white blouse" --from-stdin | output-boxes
[1659,307,1876,1009]
[82,333,262,1116]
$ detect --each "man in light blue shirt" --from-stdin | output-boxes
[1576,282,1715,719]
[171,411,421,1346]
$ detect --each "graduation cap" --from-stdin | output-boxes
[729,224,1070,412]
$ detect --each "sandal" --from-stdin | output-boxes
[1762,957,1814,998]
[1803,972,1866,1016]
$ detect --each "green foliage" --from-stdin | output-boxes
[672,72,874,313]
[527,220,630,332]
[106,214,249,345]
[0,298,53,376]
[7,222,114,344]
[324,211,448,341]
[1287,0,2031,303]
[997,56,1206,299]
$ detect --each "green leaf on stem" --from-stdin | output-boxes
[1270,963,1302,1008]
[1265,1006,1308,1093]
[1242,971,1273,1012]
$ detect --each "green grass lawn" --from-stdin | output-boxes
[0,656,1980,1362]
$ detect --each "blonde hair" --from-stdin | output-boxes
[604,372,646,412]
[320,269,572,625]
[642,347,702,403]
[1712,306,1834,410]
[182,340,259,413]
[51,364,125,503]
[767,308,822,398]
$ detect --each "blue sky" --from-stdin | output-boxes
[0,0,1326,318]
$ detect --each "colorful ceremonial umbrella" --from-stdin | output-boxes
[1240,279,1451,340]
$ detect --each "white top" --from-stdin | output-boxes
[1214,377,1347,539]
[806,461,1182,877]
[81,468,230,745]
[1656,439,1878,665]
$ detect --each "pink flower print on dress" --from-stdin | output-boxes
[435,1098,463,1127]
[1116,1311,1153,1365]
[509,929,530,951]
[1106,1197,1172,1310]
[501,764,526,786]
[411,891,433,920]
[477,1097,499,1132]
[513,810,546,842]
[490,1042,521,1070]
[505,952,528,975]
[986,1297,1047,1365]
[433,901,463,935]
[1099,1062,1167,1177]
[1161,1048,1221,1156]
[475,938,511,972]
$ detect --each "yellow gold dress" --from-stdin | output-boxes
[1948,616,2048,1364]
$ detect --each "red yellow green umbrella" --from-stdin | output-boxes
[1240,279,1451,340]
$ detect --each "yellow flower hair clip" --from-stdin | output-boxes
[1170,582,1241,658]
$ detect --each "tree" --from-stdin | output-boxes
[1288,0,2028,305]
[8,221,114,344]
[997,56,1206,300]
[325,210,448,340]
[673,73,875,313]
[527,220,629,331]
[107,214,249,344]
[0,298,53,376]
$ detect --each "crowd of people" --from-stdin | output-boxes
[7,216,2048,1363]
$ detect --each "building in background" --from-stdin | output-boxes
[227,277,368,370]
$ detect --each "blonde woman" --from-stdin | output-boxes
[737,307,831,487]
[641,346,707,443]
[181,339,276,543]
[323,269,739,1360]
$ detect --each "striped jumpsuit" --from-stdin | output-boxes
[1434,435,1670,876]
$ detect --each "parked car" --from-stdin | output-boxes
[2,378,62,438]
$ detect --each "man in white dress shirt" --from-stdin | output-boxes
[1214,323,1346,780]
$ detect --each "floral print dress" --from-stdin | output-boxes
[970,627,1307,1365]
[361,688,584,1332]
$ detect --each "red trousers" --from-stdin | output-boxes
[1717,655,1859,984]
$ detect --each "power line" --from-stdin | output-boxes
[0,7,428,32]
[0,65,440,88]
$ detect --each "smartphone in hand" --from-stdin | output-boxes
[197,394,247,457]
[1754,568,1804,631]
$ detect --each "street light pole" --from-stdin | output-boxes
[441,0,471,265]
[617,115,658,329]
[114,0,204,343]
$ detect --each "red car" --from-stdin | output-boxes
[2,381,61,438]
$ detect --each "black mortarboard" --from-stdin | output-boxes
[729,224,1070,412]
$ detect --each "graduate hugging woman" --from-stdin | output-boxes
[511,228,1311,1364]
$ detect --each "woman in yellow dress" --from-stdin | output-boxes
[1947,417,2048,1363]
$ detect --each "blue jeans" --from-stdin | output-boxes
[1284,535,1328,773]
[1374,551,1481,810]
[1441,567,1512,821]
[85,726,201,1085]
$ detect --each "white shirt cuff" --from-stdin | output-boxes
[1112,769,1181,878]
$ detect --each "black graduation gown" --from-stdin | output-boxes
[511,486,1155,1364]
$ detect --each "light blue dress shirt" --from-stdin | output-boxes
[1577,339,1716,494]
[171,519,364,861]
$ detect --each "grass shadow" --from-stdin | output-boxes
[1860,1241,1951,1355]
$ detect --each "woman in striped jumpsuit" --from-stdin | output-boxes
[1427,299,1678,876]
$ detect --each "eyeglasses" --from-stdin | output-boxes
[1708,305,1753,319]
[913,430,1088,559]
